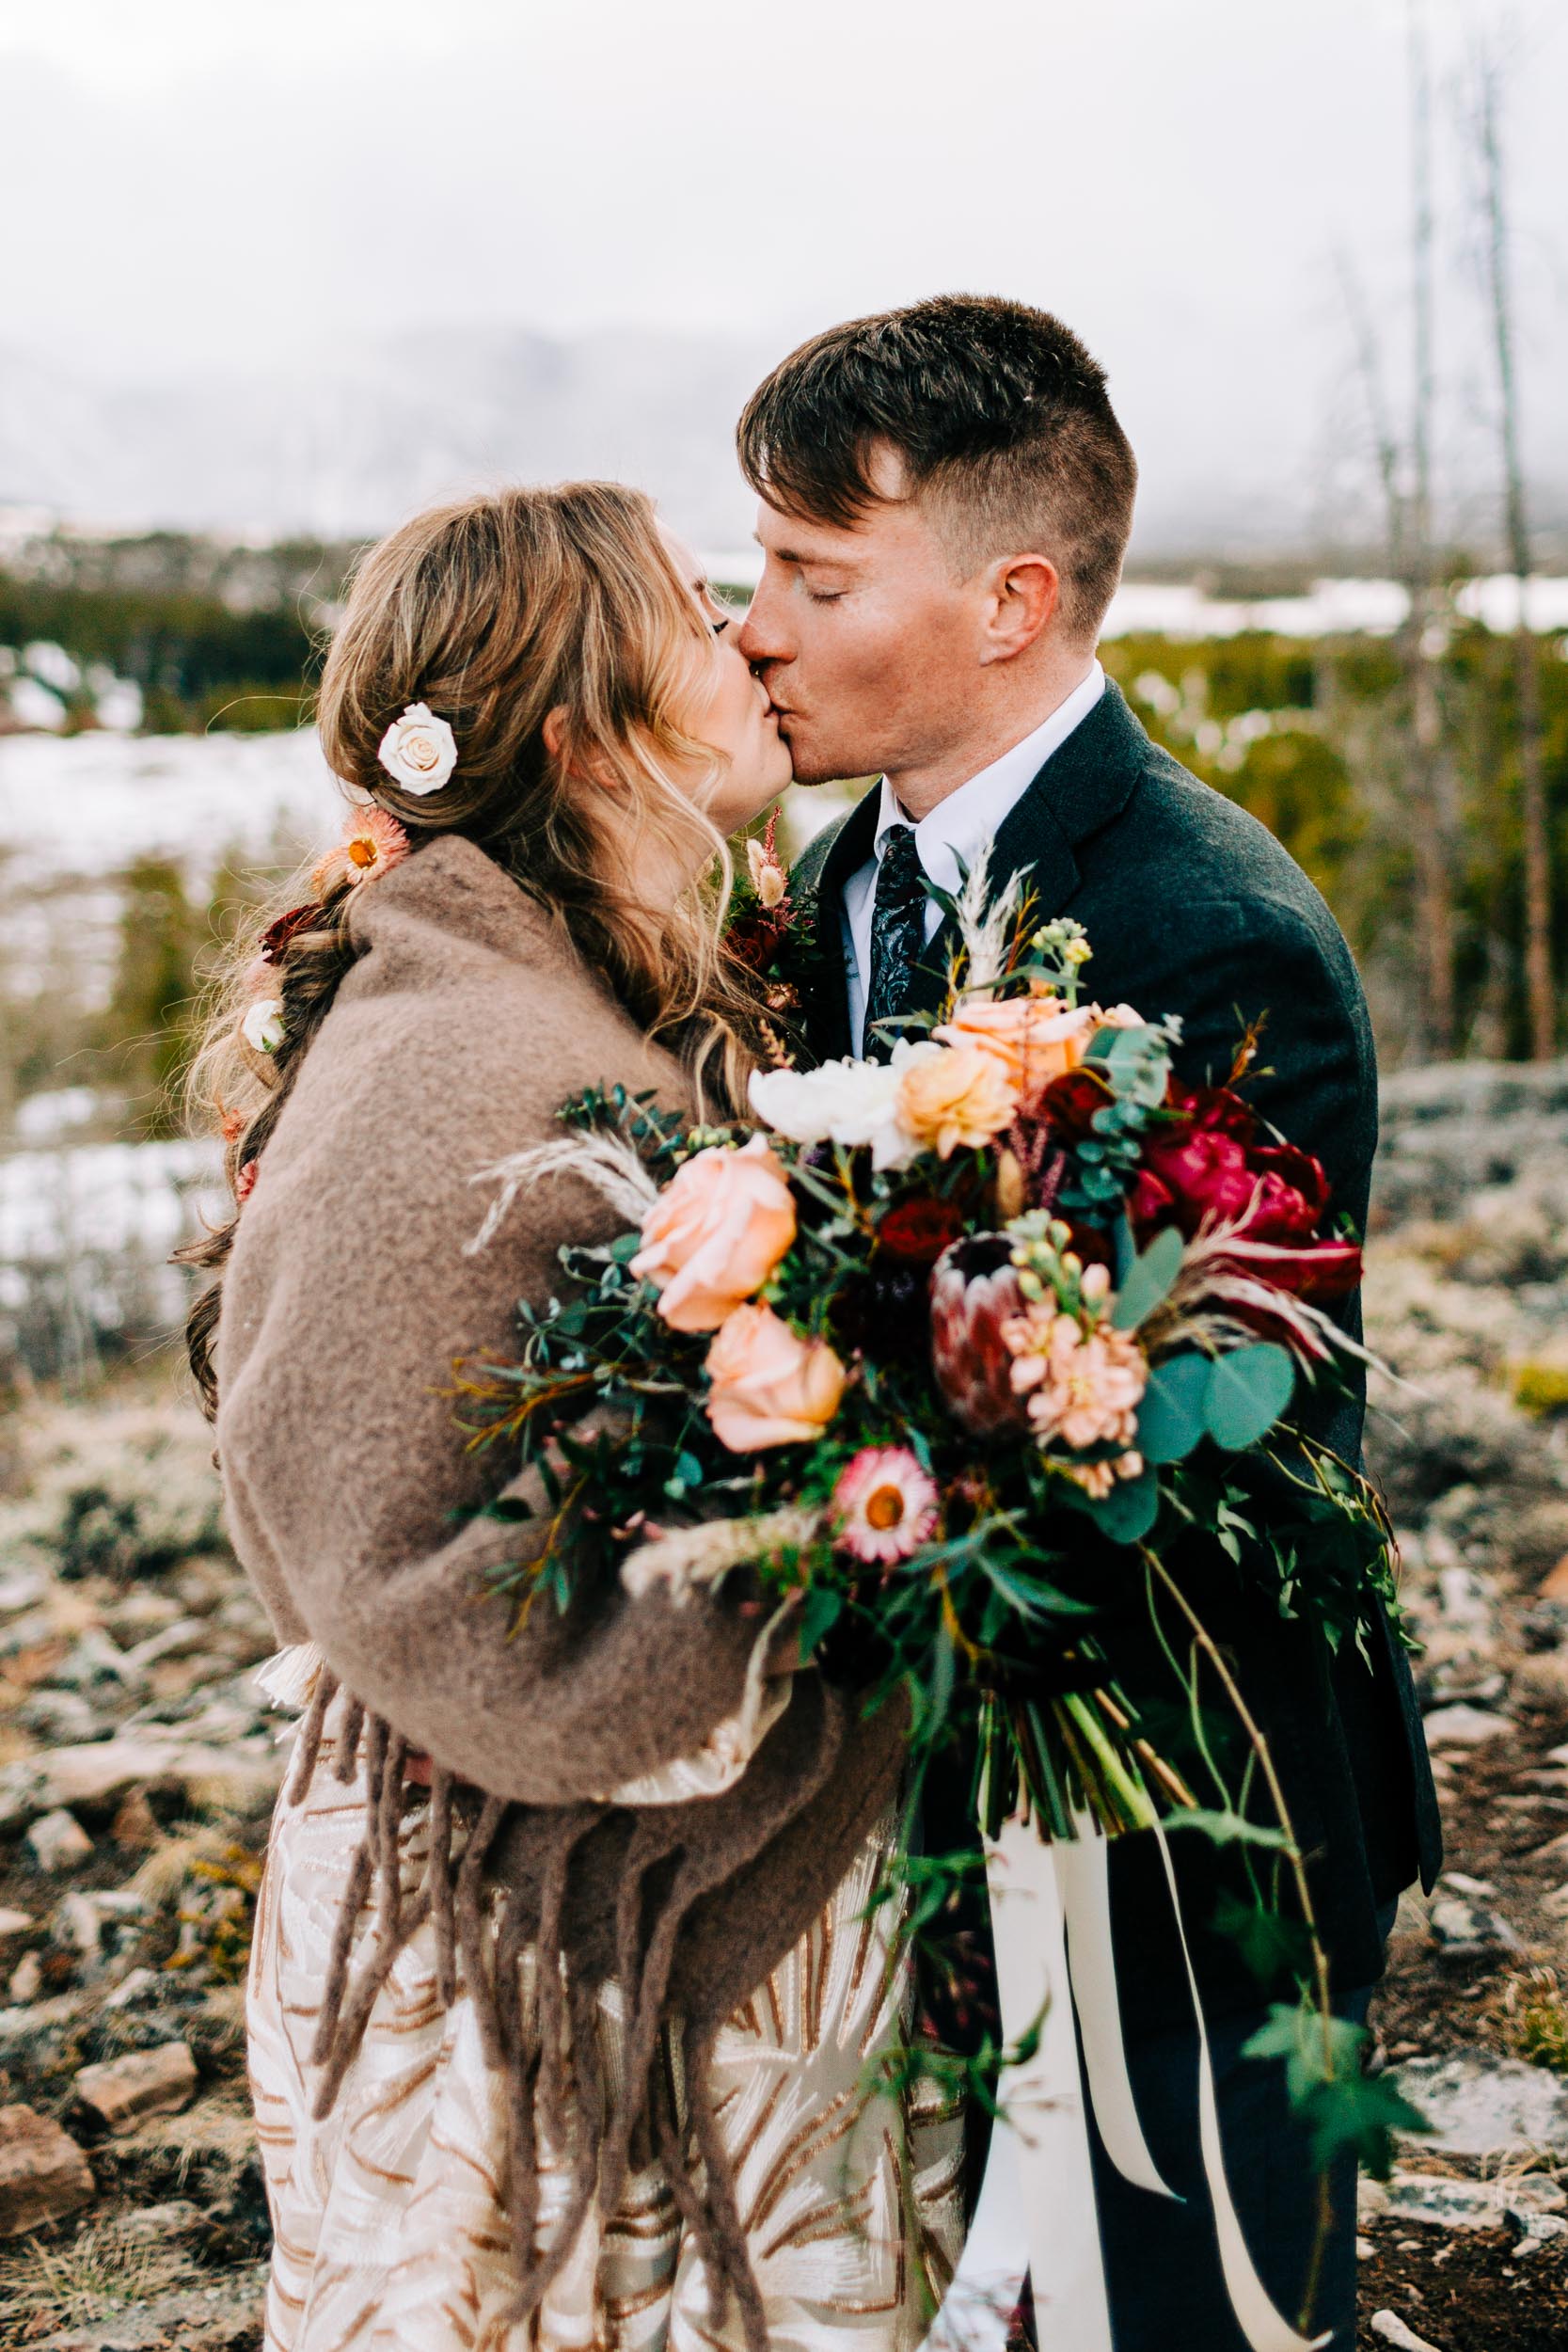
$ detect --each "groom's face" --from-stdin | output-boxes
[736,448,983,787]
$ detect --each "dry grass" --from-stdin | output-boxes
[0,2218,204,2333]
[1506,1968,1568,2076]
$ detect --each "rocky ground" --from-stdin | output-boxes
[1,1061,1567,2350]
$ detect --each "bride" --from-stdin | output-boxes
[178,484,967,2352]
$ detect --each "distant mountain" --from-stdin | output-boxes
[0,330,780,548]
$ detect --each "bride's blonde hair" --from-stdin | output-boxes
[178,481,770,1416]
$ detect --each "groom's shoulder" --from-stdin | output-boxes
[1097,720,1354,971]
[788,795,863,900]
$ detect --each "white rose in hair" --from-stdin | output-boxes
[242,997,285,1054]
[377,702,457,795]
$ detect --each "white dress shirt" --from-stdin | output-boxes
[842,660,1105,1054]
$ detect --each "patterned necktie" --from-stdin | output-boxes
[862,825,928,1063]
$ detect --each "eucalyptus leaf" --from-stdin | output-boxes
[1111,1226,1185,1331]
[1136,1354,1212,1462]
[1082,1466,1160,1545]
[1204,1343,1296,1450]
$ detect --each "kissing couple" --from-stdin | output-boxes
[189,294,1438,2352]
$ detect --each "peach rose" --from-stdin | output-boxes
[630,1134,796,1332]
[705,1304,847,1450]
[934,991,1096,1092]
[896,1041,1017,1160]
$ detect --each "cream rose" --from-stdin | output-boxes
[896,1041,1017,1159]
[376,702,458,796]
[705,1304,847,1450]
[629,1134,797,1332]
[934,992,1096,1091]
[241,997,284,1054]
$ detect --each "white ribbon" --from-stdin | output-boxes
[927,1814,1328,2351]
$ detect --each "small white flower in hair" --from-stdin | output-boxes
[377,702,457,795]
[242,997,285,1054]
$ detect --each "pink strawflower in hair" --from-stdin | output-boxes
[832,1445,940,1566]
[310,803,411,897]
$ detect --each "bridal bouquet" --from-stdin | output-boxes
[454,843,1413,2179]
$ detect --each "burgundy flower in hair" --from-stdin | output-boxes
[259,904,321,965]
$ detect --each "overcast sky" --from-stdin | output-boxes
[0,0,1562,547]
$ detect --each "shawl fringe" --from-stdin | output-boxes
[285,1673,768,2352]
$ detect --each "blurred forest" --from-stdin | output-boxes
[0,525,1564,1156]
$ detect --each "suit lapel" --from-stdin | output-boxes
[789,787,879,1064]
[788,685,1154,1057]
[913,682,1152,1016]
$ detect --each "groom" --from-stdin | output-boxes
[735,294,1440,2349]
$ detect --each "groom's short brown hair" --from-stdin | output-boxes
[736,294,1136,639]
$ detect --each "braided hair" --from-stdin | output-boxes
[177,481,769,1421]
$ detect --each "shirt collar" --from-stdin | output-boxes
[871,661,1105,889]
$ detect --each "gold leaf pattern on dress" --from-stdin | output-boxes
[248,1669,966,2351]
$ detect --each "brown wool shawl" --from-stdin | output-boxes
[214,834,906,2345]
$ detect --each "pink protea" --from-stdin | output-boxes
[929,1236,1035,1438]
[1002,1306,1147,1454]
[832,1446,940,1566]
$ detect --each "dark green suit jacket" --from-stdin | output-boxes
[790,681,1441,2035]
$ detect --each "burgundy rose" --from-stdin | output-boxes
[1243,1145,1329,1241]
[1034,1066,1113,1142]
[1138,1128,1259,1236]
[1170,1084,1259,1141]
[259,902,322,964]
[724,913,787,975]
[878,1196,968,1268]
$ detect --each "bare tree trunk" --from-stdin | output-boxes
[1475,42,1554,1059]
[1403,0,1456,1056]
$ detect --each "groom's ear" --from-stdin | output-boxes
[975,553,1061,667]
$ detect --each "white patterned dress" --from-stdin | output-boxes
[246,1650,968,2352]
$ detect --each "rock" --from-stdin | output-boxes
[26,1805,92,1870]
[110,1788,160,1849]
[1429,1892,1521,1956]
[1370,2313,1442,2352]
[17,1688,103,1741]
[1517,2211,1568,2252]
[55,1889,103,1960]
[0,1988,89,2063]
[1420,1702,1513,1746]
[74,2040,198,2133]
[0,1734,283,1824]
[1384,2168,1566,2231]
[1515,1502,1568,1574]
[102,1965,160,2010]
[1357,2175,1391,2222]
[1441,1869,1496,1897]
[0,1907,33,1938]
[51,1627,141,1690]
[1393,2047,1568,2154]
[8,1952,42,2001]
[0,1566,47,1613]
[0,2103,96,2236]
[1521,1599,1568,1652]
[100,2195,205,2245]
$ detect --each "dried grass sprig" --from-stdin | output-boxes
[465,1129,657,1257]
[621,1504,824,1601]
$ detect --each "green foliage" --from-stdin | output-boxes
[1513,1360,1568,1419]
[95,855,210,1138]
[1243,1996,1428,2176]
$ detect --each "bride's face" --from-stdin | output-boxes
[666,532,793,832]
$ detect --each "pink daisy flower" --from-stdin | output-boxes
[832,1445,940,1567]
[310,803,411,897]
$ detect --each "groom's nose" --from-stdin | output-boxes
[735,576,793,673]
